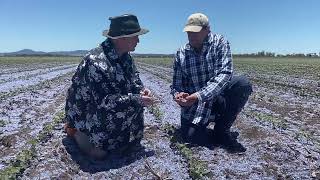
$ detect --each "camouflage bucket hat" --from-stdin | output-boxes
[102,14,149,39]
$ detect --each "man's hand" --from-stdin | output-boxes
[140,89,160,106]
[185,93,198,105]
[174,92,189,101]
[141,95,160,106]
[174,92,198,107]
[141,88,152,97]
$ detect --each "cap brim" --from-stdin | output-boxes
[183,25,202,32]
[102,28,149,39]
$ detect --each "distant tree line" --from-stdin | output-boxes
[234,51,320,58]
[1,51,319,58]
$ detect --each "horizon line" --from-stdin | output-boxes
[0,49,319,56]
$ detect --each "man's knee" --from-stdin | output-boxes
[181,122,207,143]
[223,75,252,115]
[73,131,107,160]
[229,75,252,97]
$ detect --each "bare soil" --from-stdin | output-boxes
[0,62,319,179]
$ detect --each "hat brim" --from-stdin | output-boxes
[183,25,202,32]
[102,28,149,39]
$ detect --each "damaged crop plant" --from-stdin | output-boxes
[0,111,65,179]
[0,56,319,179]
[163,123,211,179]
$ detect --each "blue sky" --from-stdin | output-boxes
[1,0,319,54]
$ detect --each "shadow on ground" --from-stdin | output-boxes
[167,125,242,152]
[167,125,216,150]
[62,136,155,173]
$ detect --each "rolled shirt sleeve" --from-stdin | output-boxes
[196,37,233,102]
[170,52,184,97]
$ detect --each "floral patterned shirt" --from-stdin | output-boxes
[65,39,145,151]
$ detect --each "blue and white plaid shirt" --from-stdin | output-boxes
[171,32,233,125]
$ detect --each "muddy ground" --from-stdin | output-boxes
[0,61,319,179]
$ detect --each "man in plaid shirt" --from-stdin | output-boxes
[171,13,252,153]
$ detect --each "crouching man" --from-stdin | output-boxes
[64,14,158,159]
[171,13,252,153]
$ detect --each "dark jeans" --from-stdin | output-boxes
[181,75,252,144]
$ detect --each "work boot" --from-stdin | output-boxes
[207,129,239,141]
[212,131,246,153]
[230,131,239,139]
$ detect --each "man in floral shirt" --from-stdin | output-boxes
[65,14,158,159]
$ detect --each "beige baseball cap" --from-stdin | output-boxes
[183,13,209,32]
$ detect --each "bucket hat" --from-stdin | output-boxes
[103,14,149,39]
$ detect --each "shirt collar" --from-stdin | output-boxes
[101,38,120,63]
[101,39,132,69]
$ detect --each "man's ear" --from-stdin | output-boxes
[205,26,211,32]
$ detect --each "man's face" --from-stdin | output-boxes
[187,27,209,50]
[123,35,139,52]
